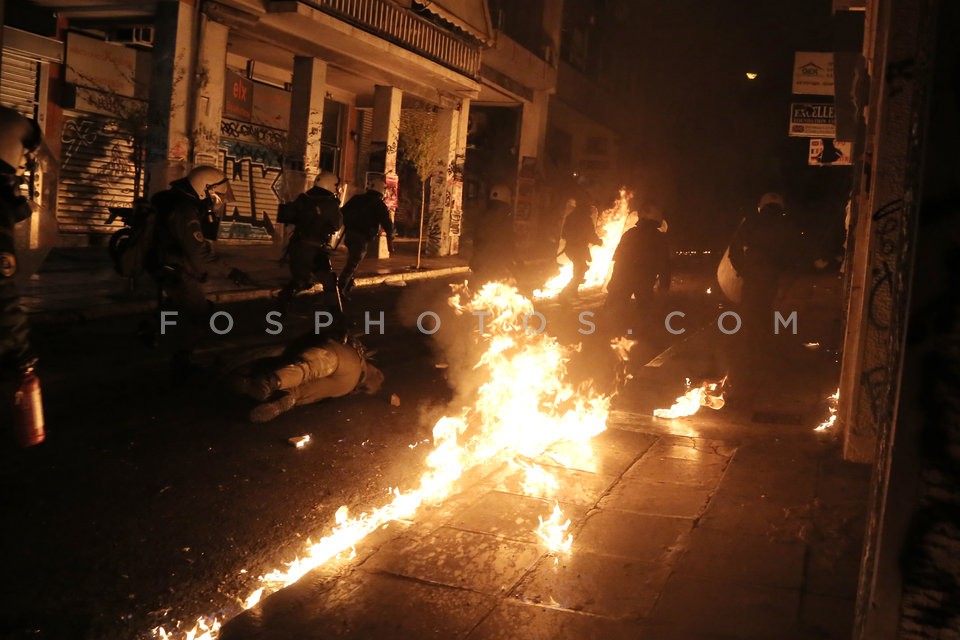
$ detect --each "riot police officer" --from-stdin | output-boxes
[469,183,517,284]
[0,105,47,433]
[338,174,394,299]
[150,165,251,376]
[277,171,343,310]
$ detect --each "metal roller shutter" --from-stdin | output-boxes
[55,110,142,234]
[0,51,39,117]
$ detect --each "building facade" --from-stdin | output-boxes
[3,0,489,256]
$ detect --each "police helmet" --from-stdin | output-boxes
[314,171,341,194]
[186,165,234,201]
[757,192,785,212]
[366,173,386,195]
[0,105,42,175]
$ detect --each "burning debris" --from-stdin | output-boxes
[536,501,573,556]
[653,377,727,419]
[287,435,311,449]
[534,189,635,299]
[815,388,840,432]
[153,281,626,639]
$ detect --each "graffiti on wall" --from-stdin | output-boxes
[56,112,141,232]
[219,119,285,241]
[426,155,465,255]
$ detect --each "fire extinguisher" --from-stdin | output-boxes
[12,368,45,447]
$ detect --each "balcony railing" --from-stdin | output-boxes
[279,0,482,79]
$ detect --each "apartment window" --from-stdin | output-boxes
[320,98,346,175]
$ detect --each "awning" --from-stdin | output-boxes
[418,0,493,44]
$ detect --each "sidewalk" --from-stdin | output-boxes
[19,238,469,325]
[215,275,867,640]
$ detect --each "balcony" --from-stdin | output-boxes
[269,0,482,79]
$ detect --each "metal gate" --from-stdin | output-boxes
[55,110,141,234]
[0,51,39,117]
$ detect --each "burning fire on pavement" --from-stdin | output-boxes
[534,189,636,300]
[654,377,727,419]
[153,281,629,639]
[815,388,840,432]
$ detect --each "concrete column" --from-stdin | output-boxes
[191,15,228,166]
[514,90,551,247]
[839,0,938,637]
[370,85,401,258]
[277,56,327,249]
[427,98,469,256]
[286,56,327,193]
[146,0,195,195]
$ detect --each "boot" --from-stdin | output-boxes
[249,392,296,423]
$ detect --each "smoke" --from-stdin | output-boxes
[394,279,490,419]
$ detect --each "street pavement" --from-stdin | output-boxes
[19,237,469,324]
[2,256,867,640]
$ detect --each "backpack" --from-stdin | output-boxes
[110,201,160,278]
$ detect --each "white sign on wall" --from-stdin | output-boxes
[789,102,836,137]
[792,52,835,95]
[808,138,852,166]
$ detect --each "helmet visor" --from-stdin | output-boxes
[207,178,235,204]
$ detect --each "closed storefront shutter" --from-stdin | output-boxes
[0,51,40,117]
[55,110,141,234]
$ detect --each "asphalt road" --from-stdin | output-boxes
[1,266,719,640]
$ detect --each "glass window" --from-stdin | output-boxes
[320,98,346,174]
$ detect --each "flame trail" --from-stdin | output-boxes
[653,377,726,419]
[533,189,635,300]
[153,282,622,639]
[815,388,840,432]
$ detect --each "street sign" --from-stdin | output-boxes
[792,52,835,95]
[789,102,836,137]
[808,138,852,166]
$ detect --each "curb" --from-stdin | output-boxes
[28,265,470,327]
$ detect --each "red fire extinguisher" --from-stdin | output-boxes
[12,368,45,447]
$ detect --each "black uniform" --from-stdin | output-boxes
[559,203,601,298]
[607,218,672,307]
[469,199,516,283]
[150,179,236,366]
[724,203,801,392]
[0,180,33,381]
[278,186,342,303]
[337,190,394,295]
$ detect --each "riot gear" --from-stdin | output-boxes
[0,106,42,175]
[366,173,386,195]
[313,171,341,196]
[757,192,785,212]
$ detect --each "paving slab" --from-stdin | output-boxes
[486,463,617,506]
[575,510,692,563]
[360,526,541,595]
[448,491,589,544]
[671,527,806,589]
[512,550,671,619]
[468,599,644,640]
[225,571,496,640]
[799,593,856,639]
[599,479,715,519]
[536,440,640,477]
[649,575,803,639]
[697,491,814,538]
[624,455,728,489]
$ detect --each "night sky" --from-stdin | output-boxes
[623,0,864,251]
